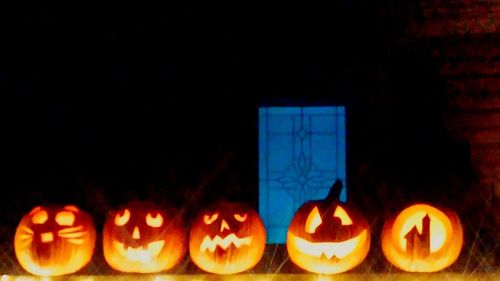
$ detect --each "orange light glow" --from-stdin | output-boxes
[40,232,54,243]
[392,204,453,254]
[0,274,496,281]
[397,210,447,252]
[113,240,165,263]
[219,220,230,232]
[288,230,368,259]
[203,213,218,225]
[189,202,266,274]
[333,206,353,226]
[199,234,252,252]
[146,213,163,227]
[63,205,79,212]
[234,213,248,222]
[287,229,370,274]
[114,209,130,226]
[132,226,141,239]
[305,207,322,233]
[15,205,96,276]
[381,203,463,272]
[286,192,371,275]
[103,202,187,273]
[55,211,75,226]
[31,210,48,225]
[16,250,90,277]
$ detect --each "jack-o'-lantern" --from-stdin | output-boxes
[189,202,266,274]
[286,180,370,274]
[14,205,96,276]
[103,201,187,273]
[381,203,463,272]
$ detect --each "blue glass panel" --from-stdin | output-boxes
[259,106,347,243]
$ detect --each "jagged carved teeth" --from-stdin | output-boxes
[113,240,165,263]
[200,233,252,252]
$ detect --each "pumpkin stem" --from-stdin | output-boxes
[325,179,343,202]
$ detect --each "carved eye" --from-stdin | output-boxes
[234,213,247,222]
[115,209,130,226]
[203,213,218,225]
[146,213,163,227]
[305,207,322,233]
[31,208,48,225]
[55,211,75,226]
[333,206,353,225]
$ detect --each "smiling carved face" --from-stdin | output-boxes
[287,201,370,274]
[14,205,96,276]
[102,201,187,273]
[189,202,266,274]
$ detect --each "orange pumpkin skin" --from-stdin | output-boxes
[103,201,187,273]
[189,202,266,274]
[381,203,463,272]
[286,180,370,274]
[14,205,96,276]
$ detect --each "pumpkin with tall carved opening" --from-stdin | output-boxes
[189,202,266,274]
[14,205,96,276]
[103,201,187,273]
[381,203,463,272]
[286,180,370,274]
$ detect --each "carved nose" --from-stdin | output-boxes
[41,232,53,243]
[132,226,141,239]
[220,219,230,232]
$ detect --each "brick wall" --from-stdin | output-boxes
[411,0,500,224]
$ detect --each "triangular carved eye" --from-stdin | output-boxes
[305,207,322,233]
[333,206,353,225]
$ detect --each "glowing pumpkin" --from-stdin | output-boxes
[103,201,187,273]
[189,202,266,274]
[14,205,96,276]
[381,203,463,272]
[286,180,370,274]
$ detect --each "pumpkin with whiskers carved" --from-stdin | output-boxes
[14,205,96,276]
[189,202,266,274]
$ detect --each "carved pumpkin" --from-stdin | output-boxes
[381,203,463,272]
[189,202,266,274]
[14,205,96,276]
[286,180,370,274]
[103,201,187,273]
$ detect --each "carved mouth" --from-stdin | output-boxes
[200,233,252,252]
[288,230,368,259]
[113,240,165,263]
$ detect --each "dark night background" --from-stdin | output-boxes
[0,2,496,274]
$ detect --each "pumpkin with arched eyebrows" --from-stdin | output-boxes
[103,201,187,273]
[189,202,266,274]
[286,180,370,274]
[381,203,463,272]
[14,205,96,276]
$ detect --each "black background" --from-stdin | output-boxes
[1,2,485,268]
